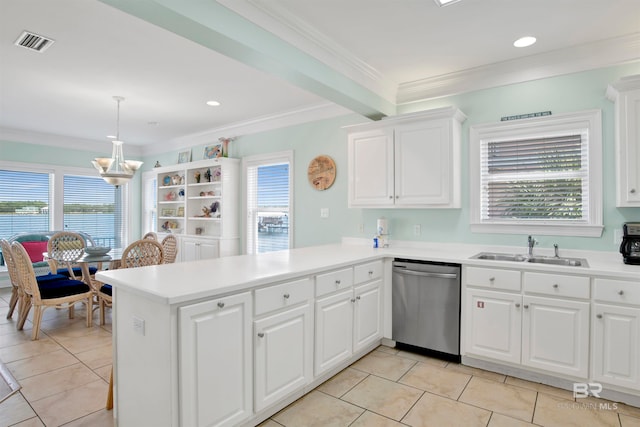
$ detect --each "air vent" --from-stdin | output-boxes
[14,31,55,53]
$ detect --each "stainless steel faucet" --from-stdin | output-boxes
[527,235,537,256]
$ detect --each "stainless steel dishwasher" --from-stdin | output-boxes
[392,259,461,361]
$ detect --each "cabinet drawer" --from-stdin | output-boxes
[315,267,354,297]
[254,277,313,316]
[465,267,521,291]
[354,261,383,284]
[594,278,640,305]
[524,272,590,299]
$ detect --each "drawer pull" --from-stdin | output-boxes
[596,314,603,319]
[335,279,341,285]
[283,293,290,299]
[350,298,356,303]
[515,303,521,308]
[356,295,361,300]
[217,302,225,309]
[257,332,265,338]
[489,277,495,282]
[631,188,636,194]
[618,290,625,296]
[368,270,374,275]
[523,304,529,309]
[553,284,559,289]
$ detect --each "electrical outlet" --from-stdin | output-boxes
[320,208,329,218]
[133,316,145,336]
[414,224,421,236]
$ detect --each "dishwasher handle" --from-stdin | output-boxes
[393,268,458,280]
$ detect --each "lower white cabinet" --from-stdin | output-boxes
[254,302,313,411]
[315,280,383,376]
[181,236,219,261]
[178,292,252,427]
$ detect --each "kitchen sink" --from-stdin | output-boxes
[470,252,589,267]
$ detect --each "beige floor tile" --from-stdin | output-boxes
[53,329,112,354]
[505,376,574,400]
[395,350,448,367]
[74,344,112,369]
[342,375,423,421]
[618,403,640,418]
[6,348,77,380]
[444,363,507,383]
[39,315,89,334]
[273,390,363,427]
[376,345,398,355]
[488,412,537,427]
[0,393,37,426]
[459,376,536,422]
[257,419,283,427]
[93,365,112,382]
[0,338,62,363]
[316,367,368,398]
[351,410,405,427]
[402,392,491,427]
[20,363,101,402]
[61,408,115,427]
[533,393,620,427]
[0,320,31,336]
[621,414,640,427]
[31,380,108,427]
[399,362,471,399]
[11,416,45,427]
[350,350,417,381]
[0,330,34,348]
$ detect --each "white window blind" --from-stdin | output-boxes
[63,174,125,247]
[481,133,588,221]
[244,152,293,254]
[0,168,51,239]
[142,172,157,234]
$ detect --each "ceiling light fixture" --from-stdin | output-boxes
[514,36,537,48]
[92,96,143,187]
[433,0,462,7]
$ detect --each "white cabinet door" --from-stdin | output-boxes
[522,295,590,378]
[254,303,314,411]
[178,292,252,427]
[315,289,354,376]
[353,280,383,353]
[347,128,395,207]
[593,303,640,390]
[465,289,521,364]
[199,240,219,260]
[394,119,454,206]
[182,238,199,262]
[181,237,219,261]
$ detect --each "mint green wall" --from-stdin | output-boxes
[0,140,143,239]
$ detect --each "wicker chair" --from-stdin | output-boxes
[142,232,158,240]
[161,234,178,264]
[47,231,97,279]
[1,239,21,320]
[12,241,93,340]
[97,239,164,325]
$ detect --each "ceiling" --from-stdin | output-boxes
[1,0,638,156]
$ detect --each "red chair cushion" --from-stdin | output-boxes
[21,241,48,263]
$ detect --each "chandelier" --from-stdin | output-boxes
[92,96,143,186]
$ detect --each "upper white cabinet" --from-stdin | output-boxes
[346,107,466,208]
[607,75,640,207]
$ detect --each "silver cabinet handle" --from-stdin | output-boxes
[395,195,399,199]
[356,295,361,300]
[553,284,559,289]
[257,332,264,338]
[389,196,393,199]
[489,277,495,282]
[631,188,636,194]
[335,279,341,285]
[515,303,521,308]
[596,314,603,319]
[523,304,529,309]
[350,298,356,303]
[368,270,374,275]
[217,302,224,308]
[283,293,290,299]
[618,290,625,295]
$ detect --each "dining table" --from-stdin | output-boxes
[76,248,123,292]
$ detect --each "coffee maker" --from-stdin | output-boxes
[620,222,640,265]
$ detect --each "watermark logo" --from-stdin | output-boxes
[573,382,602,399]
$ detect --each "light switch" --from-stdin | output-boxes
[133,316,145,336]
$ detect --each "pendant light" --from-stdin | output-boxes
[92,96,143,186]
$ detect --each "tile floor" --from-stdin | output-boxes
[1,286,639,427]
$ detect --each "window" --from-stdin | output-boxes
[0,162,130,245]
[470,110,603,237]
[244,151,293,254]
[141,171,157,234]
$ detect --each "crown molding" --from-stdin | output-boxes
[217,0,397,104]
[397,33,640,104]
[142,102,353,156]
[0,127,143,156]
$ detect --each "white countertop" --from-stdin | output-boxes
[95,240,640,305]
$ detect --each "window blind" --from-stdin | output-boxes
[0,169,51,239]
[481,133,589,221]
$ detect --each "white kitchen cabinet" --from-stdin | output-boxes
[253,278,314,412]
[181,235,219,261]
[465,288,521,364]
[346,107,465,208]
[315,288,354,376]
[607,75,640,207]
[353,279,383,353]
[178,292,252,427]
[592,277,640,392]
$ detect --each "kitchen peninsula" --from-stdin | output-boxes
[96,241,640,427]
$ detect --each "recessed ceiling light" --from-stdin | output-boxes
[206,100,220,107]
[433,0,462,7]
[514,36,537,48]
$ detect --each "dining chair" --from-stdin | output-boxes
[97,239,164,325]
[47,231,97,279]
[142,232,158,240]
[161,234,178,264]
[11,241,93,340]
[1,239,21,320]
